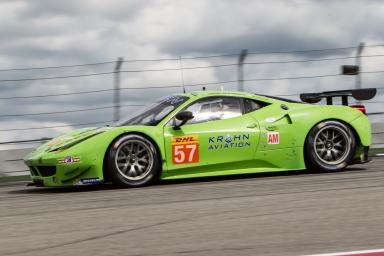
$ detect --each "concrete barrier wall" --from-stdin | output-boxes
[0,148,32,177]
[372,123,384,148]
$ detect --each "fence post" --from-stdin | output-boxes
[238,49,248,92]
[355,42,365,90]
[113,57,124,122]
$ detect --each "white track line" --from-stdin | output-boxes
[304,248,384,256]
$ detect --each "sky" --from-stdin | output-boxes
[0,0,384,149]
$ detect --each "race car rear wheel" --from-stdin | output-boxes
[107,134,160,187]
[305,120,356,172]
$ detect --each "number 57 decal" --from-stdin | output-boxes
[172,135,199,164]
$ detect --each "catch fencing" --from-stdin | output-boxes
[1,44,384,176]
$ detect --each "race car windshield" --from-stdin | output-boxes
[117,95,189,126]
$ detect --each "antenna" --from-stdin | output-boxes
[178,56,186,93]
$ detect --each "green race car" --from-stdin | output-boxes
[24,89,375,187]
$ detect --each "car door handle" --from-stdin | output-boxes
[246,123,258,128]
[266,125,277,131]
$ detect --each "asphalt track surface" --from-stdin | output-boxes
[1,158,384,256]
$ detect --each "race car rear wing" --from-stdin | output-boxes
[300,88,377,105]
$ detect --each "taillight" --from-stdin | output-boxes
[350,105,366,114]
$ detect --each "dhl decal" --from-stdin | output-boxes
[172,135,199,145]
[171,135,199,164]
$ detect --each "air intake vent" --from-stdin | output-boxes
[36,166,56,177]
[30,167,39,176]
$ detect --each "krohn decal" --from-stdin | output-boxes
[208,134,251,150]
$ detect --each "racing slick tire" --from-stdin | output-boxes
[304,120,356,172]
[106,134,161,187]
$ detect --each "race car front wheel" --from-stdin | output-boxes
[305,120,356,172]
[107,134,160,187]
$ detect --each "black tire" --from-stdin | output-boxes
[106,134,161,187]
[304,120,356,172]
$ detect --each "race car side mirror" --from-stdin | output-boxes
[173,111,194,130]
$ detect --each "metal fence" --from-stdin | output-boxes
[1,44,384,176]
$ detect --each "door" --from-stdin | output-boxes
[163,96,261,175]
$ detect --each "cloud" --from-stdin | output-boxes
[0,0,383,146]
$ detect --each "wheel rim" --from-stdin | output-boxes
[114,140,153,181]
[313,125,351,165]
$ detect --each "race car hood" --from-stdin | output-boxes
[33,126,112,154]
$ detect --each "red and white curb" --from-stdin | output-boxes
[304,248,384,256]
